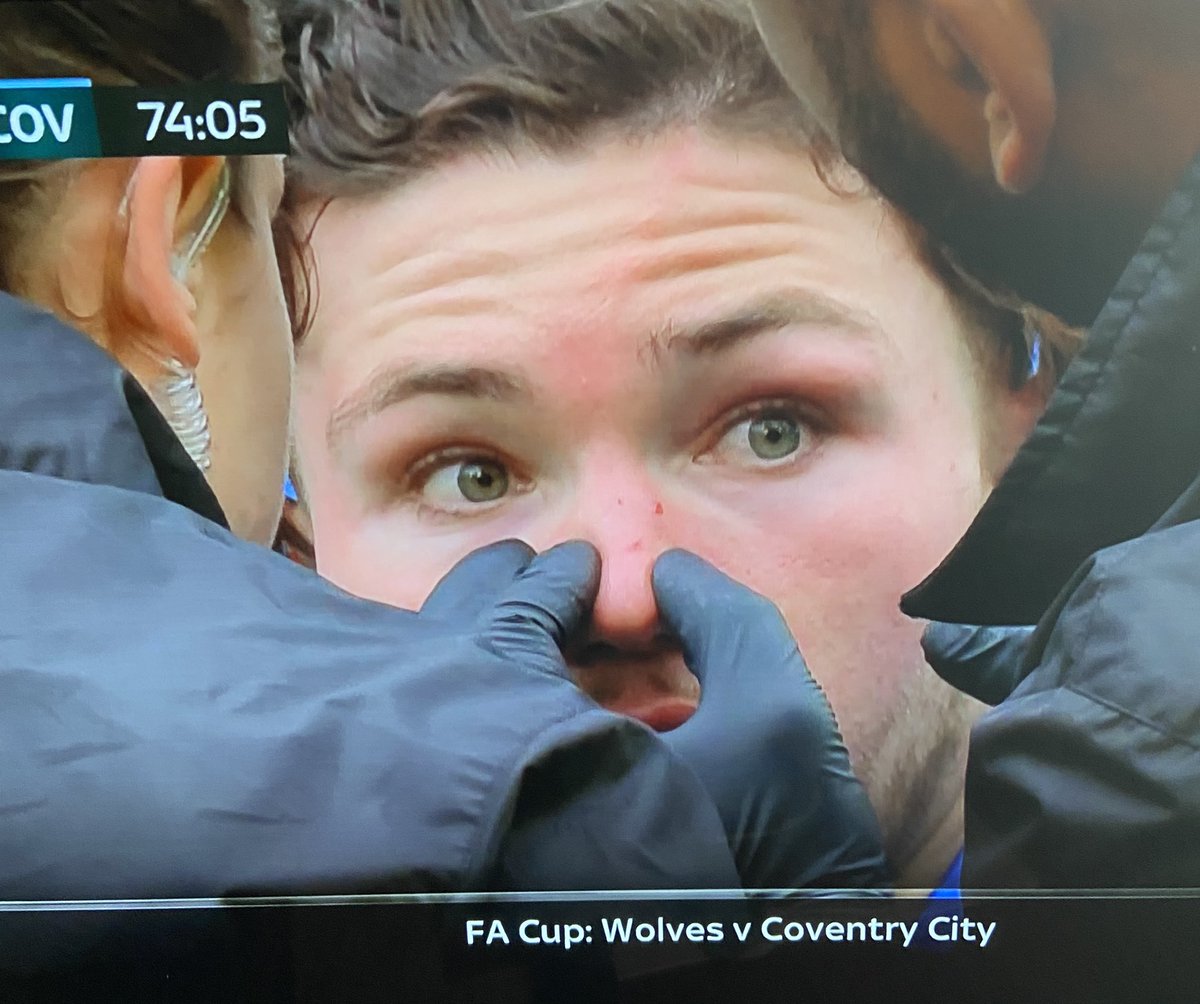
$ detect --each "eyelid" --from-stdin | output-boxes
[694,397,824,461]
[406,445,509,489]
[400,445,533,520]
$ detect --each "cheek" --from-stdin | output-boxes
[707,437,986,613]
[234,237,294,429]
[253,310,294,437]
[307,484,532,610]
[314,519,460,610]
[706,436,987,747]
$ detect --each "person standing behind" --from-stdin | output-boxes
[0,0,885,922]
[749,0,1200,887]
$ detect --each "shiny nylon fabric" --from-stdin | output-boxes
[903,156,1200,887]
[0,293,740,904]
[903,154,1200,626]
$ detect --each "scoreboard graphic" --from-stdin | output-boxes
[0,79,288,160]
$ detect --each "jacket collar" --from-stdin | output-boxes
[0,291,227,528]
[904,152,1200,625]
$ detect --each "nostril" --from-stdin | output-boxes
[571,632,679,666]
[573,641,623,667]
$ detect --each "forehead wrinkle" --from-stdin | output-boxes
[620,169,849,244]
[358,197,649,313]
[311,133,903,373]
[358,294,524,353]
[360,252,526,347]
[619,224,817,286]
[372,247,523,304]
[589,180,892,292]
[351,142,829,303]
[334,141,850,328]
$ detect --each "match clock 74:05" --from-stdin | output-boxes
[137,98,266,143]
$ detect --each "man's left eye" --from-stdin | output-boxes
[746,414,804,460]
[707,408,815,467]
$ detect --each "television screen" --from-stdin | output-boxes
[1,1,1197,999]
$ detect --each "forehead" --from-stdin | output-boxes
[300,127,959,382]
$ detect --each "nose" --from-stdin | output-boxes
[557,461,668,650]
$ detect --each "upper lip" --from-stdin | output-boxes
[602,696,698,733]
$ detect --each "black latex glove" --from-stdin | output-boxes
[424,539,746,893]
[420,537,599,674]
[921,623,1036,706]
[650,550,891,892]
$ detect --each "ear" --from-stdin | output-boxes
[921,0,1057,193]
[120,155,228,369]
[56,155,228,376]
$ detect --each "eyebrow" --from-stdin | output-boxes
[326,365,529,453]
[655,290,882,358]
[325,291,879,453]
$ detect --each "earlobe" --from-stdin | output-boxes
[985,91,1027,193]
[924,0,1057,193]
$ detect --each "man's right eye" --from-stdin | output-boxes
[418,454,512,511]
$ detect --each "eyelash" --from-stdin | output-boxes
[401,445,529,518]
[696,397,826,465]
[391,396,825,519]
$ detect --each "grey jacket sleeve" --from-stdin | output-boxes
[0,470,738,901]
[960,520,1200,888]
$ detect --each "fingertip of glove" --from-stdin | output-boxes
[524,540,602,598]
[919,621,962,665]
[468,538,537,575]
[651,548,695,582]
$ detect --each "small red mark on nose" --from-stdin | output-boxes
[654,502,664,515]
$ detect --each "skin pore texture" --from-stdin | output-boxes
[293,127,1044,887]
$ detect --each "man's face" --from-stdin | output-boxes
[294,129,1009,878]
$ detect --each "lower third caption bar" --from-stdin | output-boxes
[465,914,996,951]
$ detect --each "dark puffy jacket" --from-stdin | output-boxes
[904,154,1200,886]
[0,291,741,904]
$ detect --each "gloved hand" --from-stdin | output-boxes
[421,538,745,893]
[921,623,1036,706]
[650,549,891,892]
[420,536,600,677]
